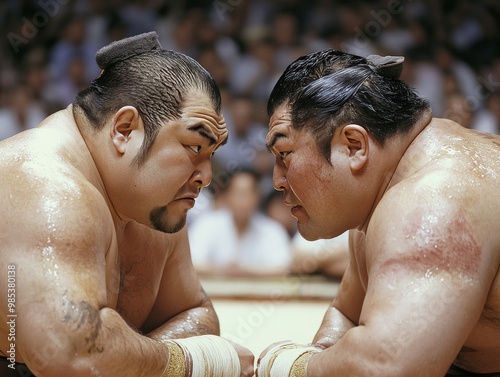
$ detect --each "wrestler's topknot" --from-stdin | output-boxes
[95,31,161,69]
[365,54,404,79]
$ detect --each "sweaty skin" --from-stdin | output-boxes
[266,104,500,376]
[0,90,254,376]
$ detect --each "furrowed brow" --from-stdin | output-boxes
[213,134,228,154]
[188,124,217,145]
[266,132,286,153]
[219,134,228,147]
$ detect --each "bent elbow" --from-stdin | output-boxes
[23,353,101,377]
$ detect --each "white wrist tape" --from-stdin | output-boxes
[257,342,321,377]
[168,335,241,377]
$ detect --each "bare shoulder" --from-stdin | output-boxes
[375,120,500,256]
[367,163,499,285]
[0,137,114,266]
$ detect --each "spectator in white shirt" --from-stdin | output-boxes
[189,169,292,277]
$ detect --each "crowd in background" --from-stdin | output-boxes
[1,0,499,277]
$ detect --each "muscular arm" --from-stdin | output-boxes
[306,192,497,377]
[4,185,172,377]
[142,226,219,340]
[312,231,364,348]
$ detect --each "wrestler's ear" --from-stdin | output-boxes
[338,124,369,173]
[110,106,144,155]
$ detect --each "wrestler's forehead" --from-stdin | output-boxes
[180,90,227,143]
[267,103,294,144]
[269,103,292,129]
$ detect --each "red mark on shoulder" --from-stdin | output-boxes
[382,208,481,277]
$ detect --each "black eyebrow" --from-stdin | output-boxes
[219,134,228,147]
[188,124,217,146]
[266,132,286,152]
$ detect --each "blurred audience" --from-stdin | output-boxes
[263,190,297,239]
[1,0,498,140]
[213,95,268,173]
[188,169,292,277]
[1,0,499,278]
[0,85,46,140]
[290,232,350,279]
[483,91,500,134]
[264,190,349,279]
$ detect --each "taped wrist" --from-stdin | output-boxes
[161,340,189,377]
[257,342,321,377]
[161,335,240,377]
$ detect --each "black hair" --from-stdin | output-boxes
[267,49,430,161]
[73,49,221,164]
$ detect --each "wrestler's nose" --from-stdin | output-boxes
[272,163,288,192]
[192,159,213,189]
